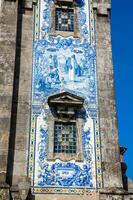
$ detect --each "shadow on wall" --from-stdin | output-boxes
[121,161,128,191]
[6,0,26,186]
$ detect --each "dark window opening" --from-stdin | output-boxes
[55,8,74,32]
[54,121,76,153]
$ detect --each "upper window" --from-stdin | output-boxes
[50,2,80,37]
[55,8,74,32]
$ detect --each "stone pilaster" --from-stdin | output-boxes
[94,1,123,188]
[11,3,33,185]
[0,0,17,186]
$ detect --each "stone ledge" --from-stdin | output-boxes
[99,188,133,195]
[0,183,9,189]
[10,185,20,200]
[34,193,99,200]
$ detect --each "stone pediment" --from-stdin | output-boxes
[54,0,84,6]
[48,92,84,108]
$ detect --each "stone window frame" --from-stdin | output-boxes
[50,1,80,38]
[47,92,84,162]
[47,115,83,162]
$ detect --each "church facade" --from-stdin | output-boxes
[0,0,133,199]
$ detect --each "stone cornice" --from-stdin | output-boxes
[24,0,37,9]
[93,2,111,16]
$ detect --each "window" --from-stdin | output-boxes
[55,8,74,32]
[47,92,84,161]
[50,2,80,37]
[54,122,76,153]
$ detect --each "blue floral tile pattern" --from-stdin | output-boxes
[29,0,103,194]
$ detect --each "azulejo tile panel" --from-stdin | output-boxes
[29,0,103,194]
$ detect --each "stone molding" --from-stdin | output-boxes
[99,189,133,200]
[24,0,37,9]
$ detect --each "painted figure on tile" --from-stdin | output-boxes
[53,55,58,69]
[49,55,54,72]
[65,57,71,73]
[69,57,75,81]
[72,55,82,77]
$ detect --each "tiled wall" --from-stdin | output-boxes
[29,0,103,194]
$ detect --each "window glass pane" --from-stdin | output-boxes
[55,8,74,32]
[54,122,76,153]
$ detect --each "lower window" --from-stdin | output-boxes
[54,121,76,153]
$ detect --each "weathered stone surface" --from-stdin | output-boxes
[0,180,10,200]
[0,173,6,184]
[95,13,122,188]
[35,193,99,200]
[10,185,20,200]
[34,192,133,200]
[0,0,17,178]
[128,178,133,193]
[0,188,10,200]
[0,156,7,172]
[12,8,33,185]
[99,190,133,200]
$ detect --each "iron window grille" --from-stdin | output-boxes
[54,121,76,153]
[55,8,74,32]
